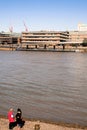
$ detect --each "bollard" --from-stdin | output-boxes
[34,124,40,130]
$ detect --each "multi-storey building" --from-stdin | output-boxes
[0,32,12,44]
[21,31,69,46]
[0,32,21,44]
[69,31,87,43]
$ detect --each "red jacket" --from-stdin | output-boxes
[8,111,15,122]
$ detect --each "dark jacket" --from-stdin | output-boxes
[16,108,22,124]
[16,109,25,127]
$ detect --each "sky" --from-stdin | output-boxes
[0,0,87,32]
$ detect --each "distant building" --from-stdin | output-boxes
[0,32,21,44]
[78,24,87,31]
[69,31,87,43]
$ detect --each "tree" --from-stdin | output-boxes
[82,38,87,46]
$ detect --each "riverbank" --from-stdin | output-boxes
[0,46,87,52]
[0,116,87,130]
[0,46,16,51]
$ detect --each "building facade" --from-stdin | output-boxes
[0,32,21,44]
[0,32,12,44]
[69,31,87,43]
[21,31,69,46]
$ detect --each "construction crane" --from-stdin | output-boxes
[9,25,13,33]
[23,21,28,32]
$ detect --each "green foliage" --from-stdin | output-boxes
[82,38,87,46]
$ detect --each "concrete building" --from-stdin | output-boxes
[0,32,21,44]
[21,31,69,44]
[69,31,87,43]
[21,31,69,49]
[0,32,12,44]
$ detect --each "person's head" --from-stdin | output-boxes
[17,108,21,113]
[9,108,13,112]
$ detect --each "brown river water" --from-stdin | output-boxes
[0,51,87,126]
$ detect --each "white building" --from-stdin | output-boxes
[78,24,87,31]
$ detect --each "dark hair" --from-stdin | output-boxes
[17,108,21,112]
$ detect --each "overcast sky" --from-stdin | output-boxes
[0,0,87,32]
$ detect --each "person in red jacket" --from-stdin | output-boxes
[8,108,17,130]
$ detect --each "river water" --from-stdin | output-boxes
[0,51,87,126]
